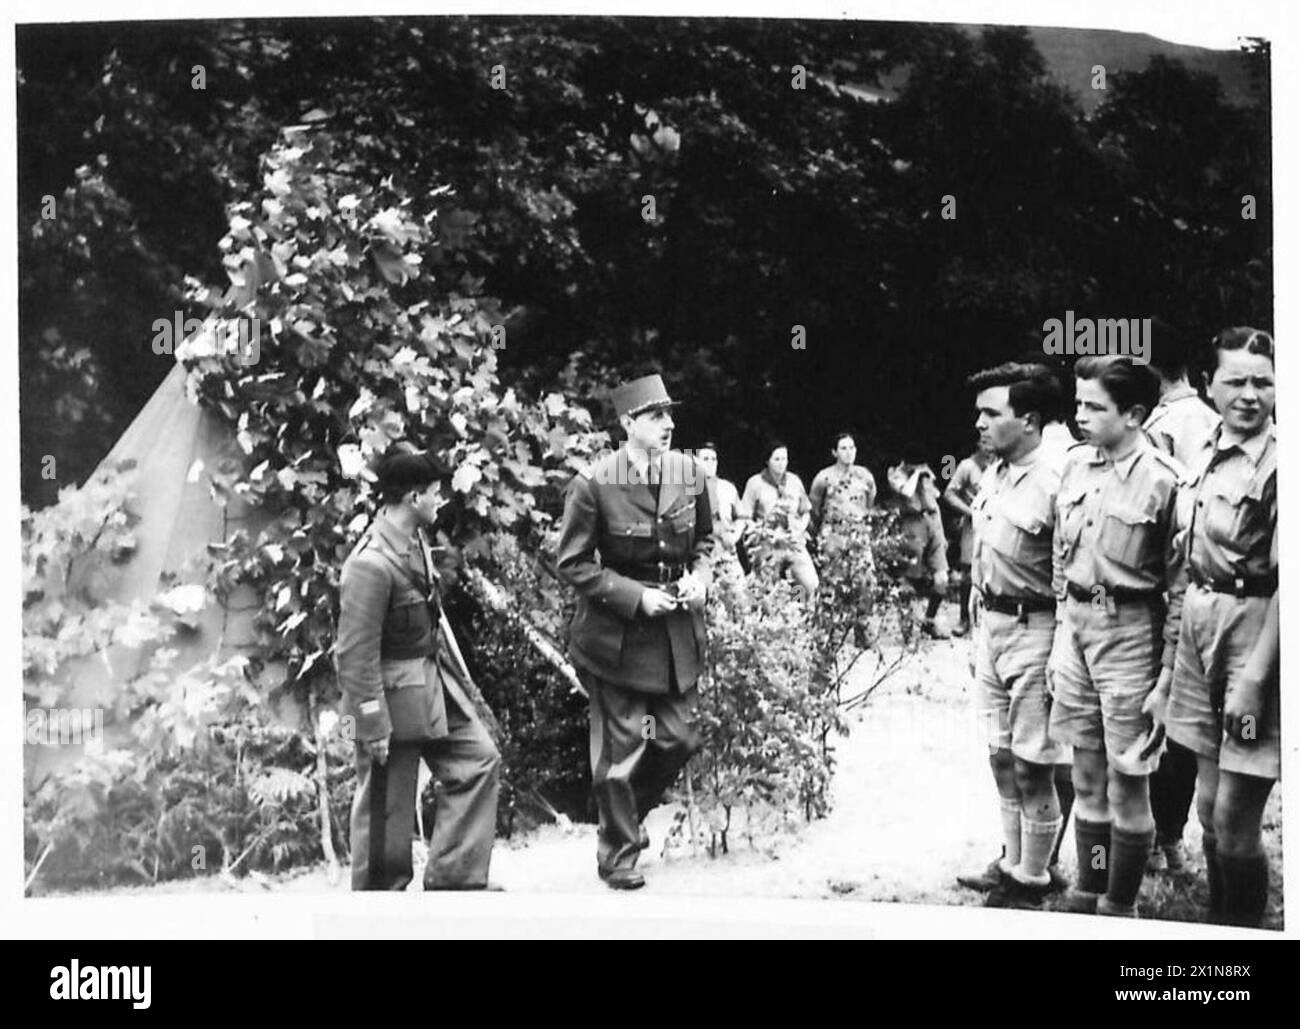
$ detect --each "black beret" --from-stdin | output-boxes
[376,451,438,494]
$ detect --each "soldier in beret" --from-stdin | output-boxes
[336,451,501,891]
[556,374,715,890]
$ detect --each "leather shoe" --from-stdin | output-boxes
[956,857,1008,892]
[984,876,1050,909]
[598,866,646,891]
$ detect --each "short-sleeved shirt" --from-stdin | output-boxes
[809,463,877,528]
[742,470,812,546]
[971,444,1061,600]
[1144,385,1221,470]
[1053,442,1182,597]
[1179,421,1277,584]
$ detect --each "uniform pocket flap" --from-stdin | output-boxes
[381,656,427,690]
[1108,502,1157,525]
[1003,505,1047,534]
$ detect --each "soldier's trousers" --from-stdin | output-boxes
[582,669,702,873]
[350,674,500,891]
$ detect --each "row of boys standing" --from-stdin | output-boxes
[956,327,1277,927]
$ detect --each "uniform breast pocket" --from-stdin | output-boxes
[1102,502,1157,567]
[987,506,1047,562]
[665,500,695,539]
[1057,486,1089,546]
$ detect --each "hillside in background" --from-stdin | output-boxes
[1008,26,1257,112]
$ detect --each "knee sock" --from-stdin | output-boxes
[1202,832,1222,917]
[925,593,943,620]
[1107,826,1155,911]
[1016,815,1062,884]
[959,578,972,625]
[1218,852,1269,928]
[1074,817,1111,894]
[999,797,1022,873]
[1051,765,1075,866]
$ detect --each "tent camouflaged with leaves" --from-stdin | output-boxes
[25,354,276,781]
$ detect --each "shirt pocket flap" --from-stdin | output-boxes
[1003,505,1047,535]
[1107,501,1158,526]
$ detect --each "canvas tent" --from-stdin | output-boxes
[25,356,273,780]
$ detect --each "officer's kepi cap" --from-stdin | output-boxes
[376,450,439,494]
[612,373,679,419]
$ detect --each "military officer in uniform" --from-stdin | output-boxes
[556,374,714,890]
[336,451,501,891]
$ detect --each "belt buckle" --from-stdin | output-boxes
[1233,576,1247,598]
[657,561,671,584]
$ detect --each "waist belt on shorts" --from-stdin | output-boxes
[980,591,1056,618]
[1065,582,1163,606]
[610,561,688,584]
[1187,566,1277,598]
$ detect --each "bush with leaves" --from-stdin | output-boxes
[684,511,921,855]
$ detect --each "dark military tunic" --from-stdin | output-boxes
[336,514,499,890]
[555,446,714,874]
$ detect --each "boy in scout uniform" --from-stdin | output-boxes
[955,364,1066,909]
[556,374,714,890]
[1147,327,1278,927]
[1048,356,1183,917]
[1142,320,1222,873]
[336,452,501,891]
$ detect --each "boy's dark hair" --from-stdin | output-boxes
[765,440,790,461]
[697,441,719,455]
[831,430,856,449]
[1148,317,1195,380]
[1210,326,1274,368]
[1074,355,1160,417]
[967,361,1062,427]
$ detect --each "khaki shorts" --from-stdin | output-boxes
[1047,596,1163,774]
[1167,584,1280,781]
[974,608,1063,765]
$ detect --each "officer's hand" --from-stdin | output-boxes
[675,572,706,609]
[639,588,679,618]
[363,734,391,766]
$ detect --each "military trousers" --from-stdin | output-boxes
[350,668,500,891]
[582,668,702,873]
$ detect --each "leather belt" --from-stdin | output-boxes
[1065,582,1163,606]
[612,561,688,584]
[981,591,1056,617]
[1188,566,1277,598]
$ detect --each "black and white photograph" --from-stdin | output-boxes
[9,0,1292,950]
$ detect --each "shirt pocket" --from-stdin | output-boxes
[1057,483,1090,547]
[1101,500,1158,567]
[987,503,1048,563]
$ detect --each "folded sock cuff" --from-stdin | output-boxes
[1112,826,1156,850]
[1023,816,1063,836]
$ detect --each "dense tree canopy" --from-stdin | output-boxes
[19,18,1271,506]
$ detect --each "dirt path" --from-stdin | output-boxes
[85,636,1283,929]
